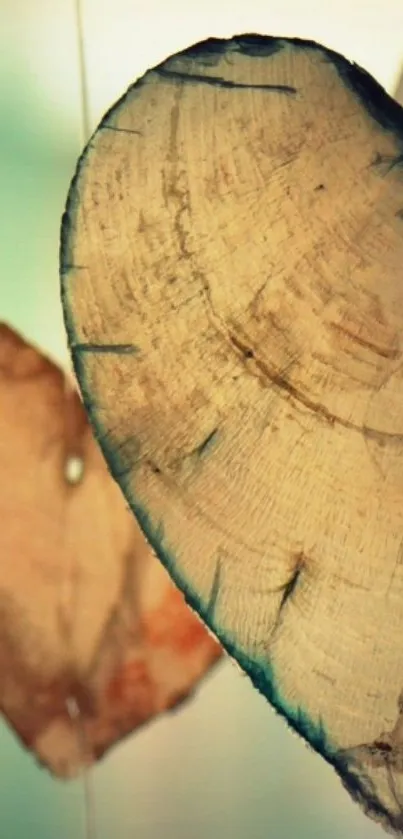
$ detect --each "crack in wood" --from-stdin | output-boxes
[72,343,140,355]
[156,66,297,94]
[206,559,222,623]
[227,331,403,444]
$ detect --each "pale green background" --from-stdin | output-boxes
[0,1,402,837]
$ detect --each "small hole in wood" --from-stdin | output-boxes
[65,455,85,485]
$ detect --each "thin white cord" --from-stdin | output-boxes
[66,697,98,839]
[74,0,91,144]
[64,6,97,839]
[63,0,91,389]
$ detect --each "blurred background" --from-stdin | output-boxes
[0,1,402,837]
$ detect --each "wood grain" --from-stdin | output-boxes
[60,34,403,829]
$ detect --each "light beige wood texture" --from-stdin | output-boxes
[61,35,403,830]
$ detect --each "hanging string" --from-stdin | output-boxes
[74,0,92,145]
[66,696,98,839]
[61,4,97,839]
[63,0,92,406]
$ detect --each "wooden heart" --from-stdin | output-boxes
[0,324,221,777]
[60,34,403,829]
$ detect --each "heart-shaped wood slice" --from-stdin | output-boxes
[60,34,403,830]
[0,324,221,777]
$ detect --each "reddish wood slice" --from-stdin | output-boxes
[0,324,221,777]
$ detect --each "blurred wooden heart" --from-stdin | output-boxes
[60,34,403,831]
[0,323,221,777]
